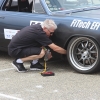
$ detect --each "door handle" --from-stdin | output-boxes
[0,16,5,19]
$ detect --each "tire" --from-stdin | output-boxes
[67,37,100,74]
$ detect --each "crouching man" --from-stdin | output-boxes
[8,19,67,72]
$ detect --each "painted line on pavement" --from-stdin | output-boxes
[0,68,14,72]
[0,93,22,100]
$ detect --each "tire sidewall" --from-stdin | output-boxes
[67,37,100,74]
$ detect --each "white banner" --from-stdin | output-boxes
[4,29,20,39]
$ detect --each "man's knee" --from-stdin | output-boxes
[39,49,45,58]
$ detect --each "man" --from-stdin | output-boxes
[8,19,67,72]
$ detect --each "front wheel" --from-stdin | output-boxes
[67,37,100,74]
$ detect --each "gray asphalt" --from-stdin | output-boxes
[0,51,100,100]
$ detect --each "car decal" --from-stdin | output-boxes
[30,21,43,26]
[4,29,20,39]
[70,19,100,30]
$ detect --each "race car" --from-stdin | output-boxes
[0,0,100,74]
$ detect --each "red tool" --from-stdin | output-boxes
[41,60,55,76]
[41,48,55,76]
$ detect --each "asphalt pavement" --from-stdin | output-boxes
[0,51,100,100]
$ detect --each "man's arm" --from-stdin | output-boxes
[48,43,67,54]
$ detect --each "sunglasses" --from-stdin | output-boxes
[47,28,54,35]
[50,32,53,35]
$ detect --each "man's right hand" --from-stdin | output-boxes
[44,49,52,61]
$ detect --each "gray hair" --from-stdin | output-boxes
[41,19,57,30]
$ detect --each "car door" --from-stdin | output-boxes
[0,0,49,51]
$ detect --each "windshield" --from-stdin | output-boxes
[45,0,100,12]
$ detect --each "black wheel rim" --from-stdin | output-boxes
[69,37,98,71]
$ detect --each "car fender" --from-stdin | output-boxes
[64,34,100,50]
